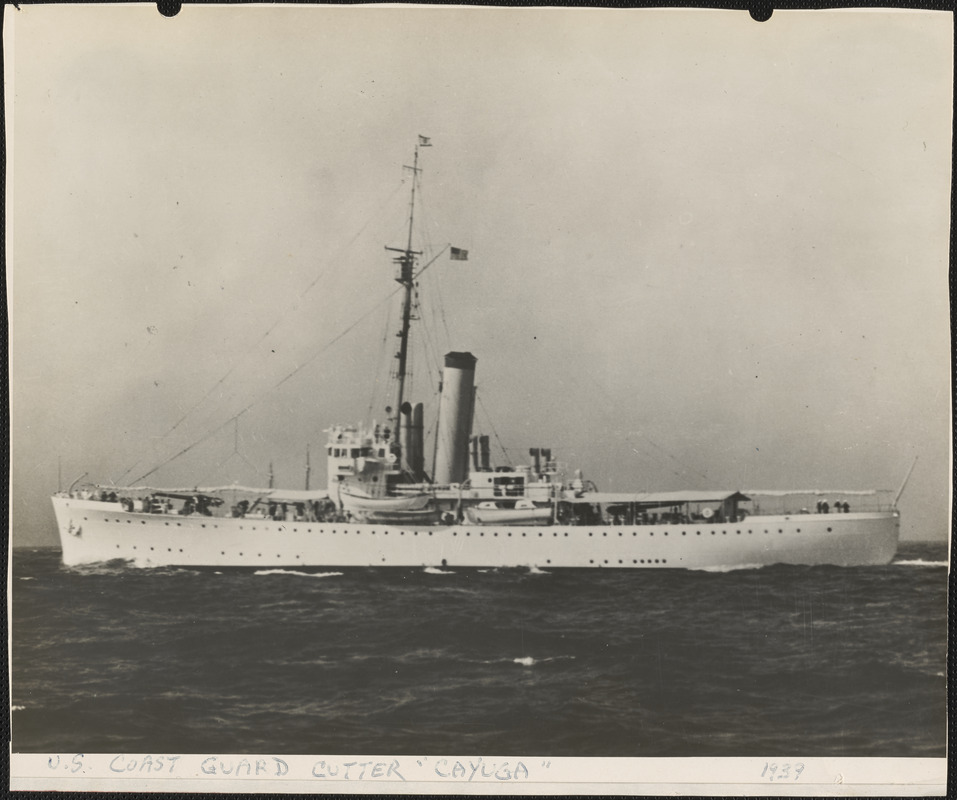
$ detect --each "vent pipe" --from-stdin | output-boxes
[411,402,425,480]
[479,435,491,471]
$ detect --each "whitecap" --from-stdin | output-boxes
[424,567,455,575]
[895,559,949,568]
[254,569,343,578]
[514,656,536,666]
[528,565,549,575]
[12,705,25,711]
[690,563,766,573]
[18,577,35,581]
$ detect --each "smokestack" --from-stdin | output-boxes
[411,403,425,480]
[530,447,541,474]
[471,436,480,472]
[433,351,477,485]
[479,435,491,471]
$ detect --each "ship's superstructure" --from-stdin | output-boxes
[52,140,903,569]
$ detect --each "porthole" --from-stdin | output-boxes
[150,547,154,551]
[179,548,183,552]
[778,529,783,534]
[827,527,832,532]
[165,522,169,526]
[239,552,243,556]
[603,559,609,564]
[654,559,660,564]
[663,559,667,564]
[650,532,654,537]
[116,544,120,549]
[640,559,645,564]
[722,531,726,535]
[453,532,458,537]
[565,533,569,537]
[682,531,686,536]
[522,533,526,537]
[220,551,225,555]
[664,532,669,536]
[429,532,433,536]
[632,559,637,564]
[618,559,623,564]
[553,533,557,537]
[201,524,206,528]
[797,528,801,533]
[480,532,484,537]
[589,532,593,537]
[618,532,623,537]
[589,559,594,564]
[133,545,137,549]
[603,532,607,537]
[697,531,701,536]
[546,559,552,564]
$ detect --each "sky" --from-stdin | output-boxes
[6,5,952,545]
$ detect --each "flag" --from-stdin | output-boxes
[418,135,432,147]
[450,247,469,261]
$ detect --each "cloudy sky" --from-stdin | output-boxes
[7,5,952,545]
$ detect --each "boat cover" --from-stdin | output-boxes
[562,490,750,506]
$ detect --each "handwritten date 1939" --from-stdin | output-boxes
[762,762,805,781]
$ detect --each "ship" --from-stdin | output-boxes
[52,139,903,570]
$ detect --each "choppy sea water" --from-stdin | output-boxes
[11,542,947,756]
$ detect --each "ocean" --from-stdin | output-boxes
[10,542,948,757]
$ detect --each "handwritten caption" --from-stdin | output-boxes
[47,754,535,783]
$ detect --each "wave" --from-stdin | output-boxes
[424,567,455,575]
[895,559,949,568]
[528,565,549,575]
[254,569,343,578]
[690,563,766,573]
[12,705,25,711]
[18,577,35,581]
[512,655,576,667]
[470,655,576,667]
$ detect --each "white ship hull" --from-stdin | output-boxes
[53,495,900,570]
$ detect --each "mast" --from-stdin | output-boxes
[385,138,428,468]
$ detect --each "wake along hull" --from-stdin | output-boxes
[53,495,900,569]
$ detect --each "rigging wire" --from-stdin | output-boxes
[476,391,511,466]
[118,176,407,485]
[366,296,395,421]
[633,433,711,484]
[130,286,403,486]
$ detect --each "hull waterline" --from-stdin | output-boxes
[53,496,900,570]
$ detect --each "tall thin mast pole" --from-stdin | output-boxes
[387,141,424,463]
